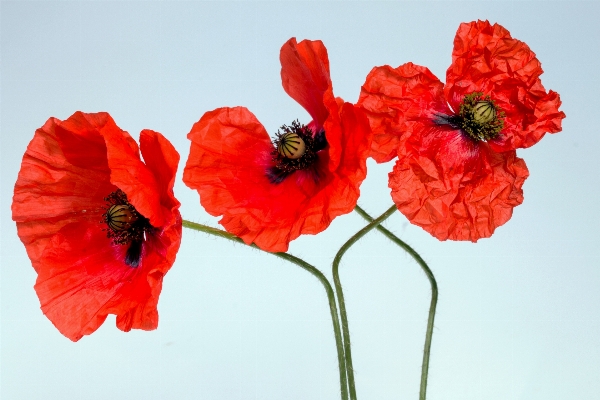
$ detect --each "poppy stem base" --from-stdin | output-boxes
[332,205,398,400]
[181,219,350,400]
[354,205,438,400]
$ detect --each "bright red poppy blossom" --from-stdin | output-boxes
[358,20,565,241]
[183,38,372,252]
[12,112,182,341]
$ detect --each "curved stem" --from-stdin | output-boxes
[332,205,398,400]
[182,220,349,400]
[354,206,438,400]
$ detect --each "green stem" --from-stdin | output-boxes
[182,220,349,400]
[354,206,438,400]
[332,205,398,400]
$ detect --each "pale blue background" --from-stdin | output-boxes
[1,1,598,399]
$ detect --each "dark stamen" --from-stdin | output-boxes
[267,120,327,184]
[434,92,504,142]
[101,189,153,267]
[125,240,143,268]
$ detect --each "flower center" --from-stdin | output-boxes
[456,92,505,142]
[434,92,505,142]
[267,120,328,184]
[101,189,153,267]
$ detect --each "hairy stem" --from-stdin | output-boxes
[354,206,438,400]
[182,220,349,400]
[332,205,398,400]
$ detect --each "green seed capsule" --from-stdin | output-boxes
[277,132,306,160]
[106,204,137,231]
[473,101,496,124]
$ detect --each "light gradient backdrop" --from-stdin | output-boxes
[1,1,598,399]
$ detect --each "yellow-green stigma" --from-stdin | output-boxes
[458,93,505,142]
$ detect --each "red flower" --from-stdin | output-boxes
[183,38,372,252]
[358,20,565,241]
[12,112,182,341]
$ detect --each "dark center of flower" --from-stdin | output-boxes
[267,120,328,184]
[101,189,153,267]
[436,92,505,142]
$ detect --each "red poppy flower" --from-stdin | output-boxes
[12,112,182,341]
[183,38,372,252]
[358,20,565,241]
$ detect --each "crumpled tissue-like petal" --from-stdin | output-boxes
[280,38,333,128]
[358,62,447,163]
[389,122,529,241]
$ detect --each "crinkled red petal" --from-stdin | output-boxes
[101,124,167,228]
[445,20,565,151]
[139,129,181,214]
[34,217,180,341]
[183,105,371,252]
[110,215,181,333]
[279,38,343,170]
[117,129,182,332]
[12,113,116,272]
[389,123,529,241]
[35,222,136,341]
[12,111,181,340]
[358,63,447,163]
[280,38,333,128]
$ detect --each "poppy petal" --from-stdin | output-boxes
[139,129,181,213]
[101,123,166,228]
[12,115,116,272]
[280,38,333,127]
[182,106,273,217]
[389,123,529,241]
[358,62,447,163]
[35,222,136,341]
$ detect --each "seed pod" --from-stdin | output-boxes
[106,204,137,231]
[473,101,496,124]
[277,132,306,160]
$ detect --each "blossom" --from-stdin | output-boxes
[358,20,565,241]
[183,38,372,252]
[12,112,182,341]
